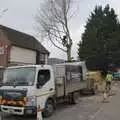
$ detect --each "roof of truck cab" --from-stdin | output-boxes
[6,65,52,69]
[55,62,85,66]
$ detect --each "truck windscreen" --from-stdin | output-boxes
[3,67,36,86]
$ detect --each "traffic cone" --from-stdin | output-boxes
[102,91,109,103]
[37,105,43,120]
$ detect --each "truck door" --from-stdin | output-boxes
[36,69,55,94]
[36,68,56,116]
[36,68,55,109]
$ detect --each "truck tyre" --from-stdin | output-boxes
[71,92,79,104]
[92,85,98,95]
[43,100,54,117]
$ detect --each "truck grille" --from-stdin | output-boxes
[0,89,27,106]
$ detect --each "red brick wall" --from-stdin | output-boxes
[0,30,10,67]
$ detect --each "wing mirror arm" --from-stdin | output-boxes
[36,83,40,89]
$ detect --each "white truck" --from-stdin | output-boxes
[0,62,88,117]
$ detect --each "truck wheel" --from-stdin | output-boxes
[92,85,98,95]
[71,92,79,104]
[43,100,54,117]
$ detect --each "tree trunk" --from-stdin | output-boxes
[67,45,72,61]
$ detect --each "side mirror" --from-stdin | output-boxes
[36,83,40,89]
[0,82,3,87]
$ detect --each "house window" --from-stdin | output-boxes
[39,54,45,64]
[40,54,45,61]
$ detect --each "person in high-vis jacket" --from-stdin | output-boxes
[105,71,113,91]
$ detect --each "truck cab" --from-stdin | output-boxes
[0,65,55,115]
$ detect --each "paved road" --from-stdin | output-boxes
[91,83,120,120]
[0,82,119,120]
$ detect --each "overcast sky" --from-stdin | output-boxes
[0,0,120,60]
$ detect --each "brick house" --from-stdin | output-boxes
[0,25,49,67]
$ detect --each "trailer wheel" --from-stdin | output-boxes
[71,92,79,104]
[43,100,54,117]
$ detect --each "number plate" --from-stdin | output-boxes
[9,108,14,113]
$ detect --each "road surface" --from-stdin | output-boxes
[90,82,120,120]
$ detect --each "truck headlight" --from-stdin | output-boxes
[0,96,2,104]
[26,96,37,106]
[0,96,2,100]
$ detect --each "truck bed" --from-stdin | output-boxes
[54,62,87,97]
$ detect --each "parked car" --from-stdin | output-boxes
[113,71,120,80]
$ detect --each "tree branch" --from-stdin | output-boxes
[35,0,75,60]
[48,30,63,45]
[48,34,67,52]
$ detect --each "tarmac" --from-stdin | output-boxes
[89,82,120,120]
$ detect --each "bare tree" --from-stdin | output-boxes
[36,0,76,61]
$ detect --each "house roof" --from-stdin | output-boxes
[0,25,49,54]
